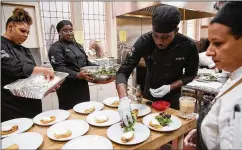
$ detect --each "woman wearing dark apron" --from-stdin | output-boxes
[48,20,95,110]
[184,2,242,149]
[1,7,55,122]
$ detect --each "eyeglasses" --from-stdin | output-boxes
[61,30,74,34]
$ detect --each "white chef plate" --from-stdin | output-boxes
[62,135,113,149]
[33,109,70,126]
[1,118,33,138]
[2,132,43,149]
[47,119,89,141]
[73,101,104,114]
[103,96,120,108]
[131,104,151,117]
[107,122,150,145]
[142,113,182,132]
[86,110,121,127]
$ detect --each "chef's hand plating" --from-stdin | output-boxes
[118,97,133,126]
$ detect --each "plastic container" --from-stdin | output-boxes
[152,101,170,111]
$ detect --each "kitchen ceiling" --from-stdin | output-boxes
[120,4,215,20]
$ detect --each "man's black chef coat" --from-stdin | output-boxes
[116,32,199,109]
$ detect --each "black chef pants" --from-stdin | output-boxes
[1,90,42,122]
[56,78,90,110]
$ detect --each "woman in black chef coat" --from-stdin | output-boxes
[1,7,55,122]
[48,20,95,110]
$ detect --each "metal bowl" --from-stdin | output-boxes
[80,65,120,84]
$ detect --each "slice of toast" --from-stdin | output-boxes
[111,100,119,107]
[4,144,19,150]
[84,106,95,113]
[149,121,162,129]
[54,130,72,139]
[121,132,134,143]
[40,116,56,124]
[96,117,109,123]
[1,125,18,136]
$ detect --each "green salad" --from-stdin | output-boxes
[120,111,137,132]
[155,112,172,126]
[88,69,116,76]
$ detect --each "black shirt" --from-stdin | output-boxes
[48,41,94,79]
[1,36,42,121]
[116,32,199,92]
[1,36,36,89]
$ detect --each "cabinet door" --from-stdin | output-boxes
[97,82,118,102]
[89,84,98,101]
[1,4,39,48]
[51,92,59,109]
[41,94,53,112]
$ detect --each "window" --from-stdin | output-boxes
[81,2,106,52]
[186,19,196,39]
[178,21,184,34]
[40,1,71,53]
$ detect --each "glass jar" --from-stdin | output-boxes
[179,96,196,119]
[135,84,143,103]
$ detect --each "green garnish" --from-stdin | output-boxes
[121,111,137,133]
[154,112,172,127]
[88,69,116,76]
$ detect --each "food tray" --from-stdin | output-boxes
[185,80,223,94]
[4,71,69,99]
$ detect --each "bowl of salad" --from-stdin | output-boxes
[80,65,120,84]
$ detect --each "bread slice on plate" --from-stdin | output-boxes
[40,116,56,124]
[84,105,95,113]
[111,100,119,107]
[95,115,109,123]
[1,125,18,136]
[54,129,72,139]
[121,131,134,143]
[4,144,19,150]
[149,119,162,129]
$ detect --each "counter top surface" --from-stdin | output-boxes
[29,99,196,149]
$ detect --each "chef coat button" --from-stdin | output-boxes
[165,73,168,76]
[154,62,156,64]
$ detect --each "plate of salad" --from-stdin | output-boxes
[142,112,182,132]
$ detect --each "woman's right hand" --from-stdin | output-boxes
[184,129,197,147]
[77,71,93,82]
[33,66,55,80]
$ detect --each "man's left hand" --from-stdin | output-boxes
[150,85,170,98]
